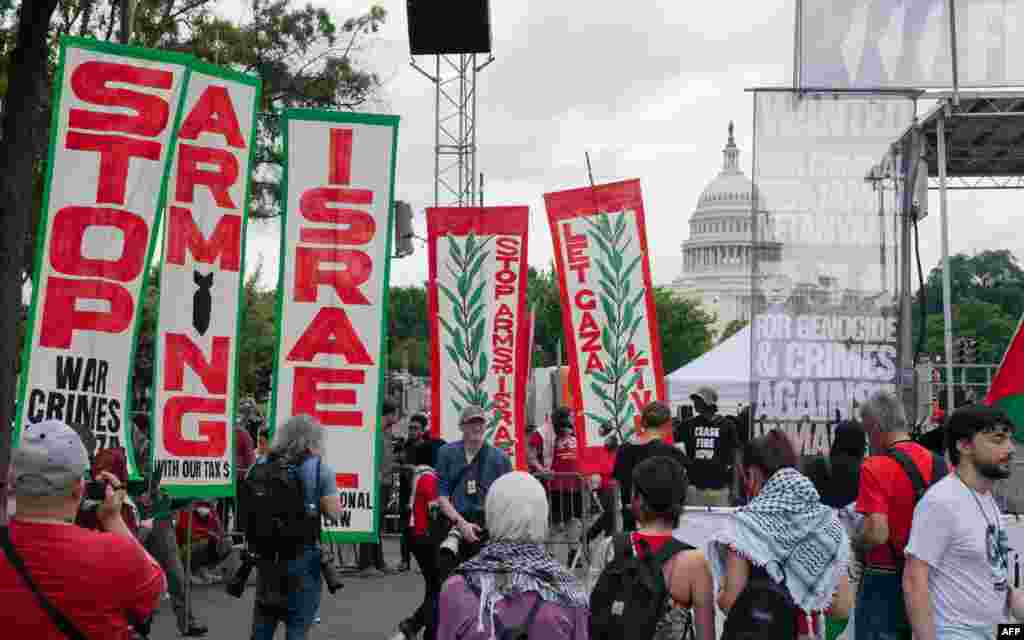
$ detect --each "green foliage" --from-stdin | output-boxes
[914,250,1024,369]
[437,234,500,435]
[387,285,430,376]
[653,287,716,373]
[526,266,563,366]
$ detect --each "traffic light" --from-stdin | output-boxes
[963,337,978,364]
[954,337,966,363]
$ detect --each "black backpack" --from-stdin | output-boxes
[589,534,692,640]
[241,454,320,559]
[886,446,948,570]
[720,562,799,640]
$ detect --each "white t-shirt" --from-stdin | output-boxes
[905,474,1009,640]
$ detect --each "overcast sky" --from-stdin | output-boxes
[220,0,1024,293]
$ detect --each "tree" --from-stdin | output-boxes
[918,250,1024,321]
[526,266,564,367]
[652,287,716,374]
[387,285,430,376]
[0,0,62,523]
[919,300,1017,367]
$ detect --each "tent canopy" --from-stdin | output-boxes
[667,326,750,407]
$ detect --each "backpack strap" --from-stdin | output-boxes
[611,533,632,563]
[885,446,940,564]
[0,527,89,640]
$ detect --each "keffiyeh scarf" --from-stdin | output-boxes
[706,467,849,612]
[456,540,587,639]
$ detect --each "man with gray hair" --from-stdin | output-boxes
[854,390,948,640]
[0,419,165,638]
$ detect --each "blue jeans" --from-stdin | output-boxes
[251,546,322,640]
[855,568,911,640]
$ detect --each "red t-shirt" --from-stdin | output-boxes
[550,435,581,490]
[235,426,257,471]
[411,470,439,537]
[856,441,939,568]
[0,520,165,639]
[527,431,545,470]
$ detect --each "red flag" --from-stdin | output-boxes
[984,315,1024,442]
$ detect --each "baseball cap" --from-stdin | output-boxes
[632,456,687,511]
[641,401,672,430]
[13,419,90,498]
[460,405,486,424]
[690,386,719,408]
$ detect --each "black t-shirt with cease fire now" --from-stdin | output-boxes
[676,413,737,490]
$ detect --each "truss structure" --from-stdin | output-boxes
[412,54,494,207]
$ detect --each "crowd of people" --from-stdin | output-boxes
[1,388,1022,640]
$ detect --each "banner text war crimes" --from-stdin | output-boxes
[754,313,898,420]
[25,356,122,448]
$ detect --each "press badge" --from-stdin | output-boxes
[466,480,478,495]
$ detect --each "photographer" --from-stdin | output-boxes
[247,415,342,640]
[0,419,165,638]
[435,405,512,581]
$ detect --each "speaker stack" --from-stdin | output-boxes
[406,0,493,55]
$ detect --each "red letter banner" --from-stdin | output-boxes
[544,179,667,473]
[427,207,531,470]
[15,37,192,478]
[271,110,399,543]
[151,63,261,497]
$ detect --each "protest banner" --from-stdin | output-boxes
[271,110,398,542]
[750,92,915,454]
[427,207,530,469]
[544,179,666,472]
[150,62,260,497]
[15,37,192,479]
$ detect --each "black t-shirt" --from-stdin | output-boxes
[675,413,737,490]
[612,439,690,528]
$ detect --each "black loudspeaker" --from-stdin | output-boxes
[406,0,492,55]
[394,201,414,258]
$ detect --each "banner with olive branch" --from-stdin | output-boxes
[544,180,667,473]
[427,207,531,470]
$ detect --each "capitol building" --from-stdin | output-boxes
[670,123,776,336]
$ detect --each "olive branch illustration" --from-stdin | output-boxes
[437,233,503,439]
[581,212,646,448]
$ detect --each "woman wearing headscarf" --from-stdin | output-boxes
[437,472,589,640]
[709,430,853,640]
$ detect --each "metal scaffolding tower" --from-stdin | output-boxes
[412,54,494,207]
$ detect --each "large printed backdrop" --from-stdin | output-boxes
[427,207,530,470]
[750,92,915,455]
[271,111,398,543]
[545,180,666,473]
[16,38,193,479]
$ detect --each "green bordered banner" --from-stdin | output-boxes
[15,37,193,479]
[270,109,399,543]
[150,61,261,498]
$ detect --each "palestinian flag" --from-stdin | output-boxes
[985,315,1024,443]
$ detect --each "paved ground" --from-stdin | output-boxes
[149,538,593,640]
[150,539,423,640]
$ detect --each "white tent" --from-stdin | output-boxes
[667,326,750,407]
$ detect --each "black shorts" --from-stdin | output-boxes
[549,490,584,524]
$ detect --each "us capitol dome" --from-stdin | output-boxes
[669,122,779,335]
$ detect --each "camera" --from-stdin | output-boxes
[320,547,345,595]
[226,551,256,598]
[85,480,107,501]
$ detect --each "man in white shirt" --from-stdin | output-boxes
[904,405,1024,640]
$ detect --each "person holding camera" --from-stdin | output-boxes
[435,405,513,581]
[245,415,343,640]
[0,419,166,639]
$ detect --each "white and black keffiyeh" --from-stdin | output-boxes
[706,467,849,612]
[457,540,587,638]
